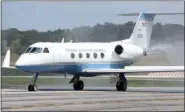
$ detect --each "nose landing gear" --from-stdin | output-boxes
[28,73,39,91]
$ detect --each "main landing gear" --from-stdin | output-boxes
[69,74,127,91]
[69,76,84,90]
[116,73,127,91]
[28,73,39,91]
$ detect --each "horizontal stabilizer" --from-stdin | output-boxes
[118,12,184,16]
[83,66,184,73]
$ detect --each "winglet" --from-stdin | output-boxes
[2,49,10,68]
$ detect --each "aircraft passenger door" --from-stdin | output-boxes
[42,47,53,68]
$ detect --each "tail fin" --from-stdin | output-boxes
[118,12,184,52]
[129,12,155,52]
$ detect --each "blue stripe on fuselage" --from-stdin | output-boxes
[15,63,131,74]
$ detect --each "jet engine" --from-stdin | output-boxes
[114,44,144,60]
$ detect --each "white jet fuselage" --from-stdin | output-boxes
[15,41,144,76]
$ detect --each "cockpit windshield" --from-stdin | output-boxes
[24,47,32,53]
[24,47,49,54]
[29,47,43,53]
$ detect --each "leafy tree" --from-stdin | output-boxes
[2,22,184,55]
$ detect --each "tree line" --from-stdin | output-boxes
[2,22,184,55]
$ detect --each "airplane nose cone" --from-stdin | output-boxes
[15,55,26,70]
[15,58,23,69]
[15,54,36,72]
[15,58,30,72]
[15,59,20,66]
[15,54,27,67]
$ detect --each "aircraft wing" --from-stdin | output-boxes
[2,49,16,69]
[83,66,184,73]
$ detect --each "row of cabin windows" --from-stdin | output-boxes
[71,53,105,59]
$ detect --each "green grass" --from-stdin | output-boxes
[2,77,184,87]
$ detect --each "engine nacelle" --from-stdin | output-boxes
[114,44,144,60]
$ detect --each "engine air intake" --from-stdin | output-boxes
[115,45,123,55]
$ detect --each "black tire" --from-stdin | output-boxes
[116,80,127,91]
[73,81,78,90]
[78,80,84,90]
[28,85,33,91]
[116,80,122,91]
[73,80,84,90]
[28,85,37,91]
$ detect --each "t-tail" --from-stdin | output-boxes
[129,12,155,52]
[118,12,184,52]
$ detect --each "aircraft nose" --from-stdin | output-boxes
[15,57,30,72]
[15,59,21,66]
[15,54,28,67]
[15,58,23,68]
[15,55,27,70]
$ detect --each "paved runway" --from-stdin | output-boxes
[2,86,184,111]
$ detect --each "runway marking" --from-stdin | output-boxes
[2,97,183,110]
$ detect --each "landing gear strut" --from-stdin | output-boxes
[28,73,39,91]
[116,73,127,91]
[69,76,84,90]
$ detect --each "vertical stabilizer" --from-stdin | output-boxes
[118,12,183,52]
[129,12,155,52]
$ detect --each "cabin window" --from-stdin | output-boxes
[71,53,75,58]
[100,53,105,58]
[86,53,90,58]
[79,53,83,58]
[93,53,97,58]
[43,48,49,53]
[24,47,32,53]
[30,47,42,53]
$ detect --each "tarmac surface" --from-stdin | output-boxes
[2,86,184,111]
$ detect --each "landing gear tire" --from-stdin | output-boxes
[28,73,39,91]
[28,85,37,91]
[116,80,127,91]
[73,80,84,90]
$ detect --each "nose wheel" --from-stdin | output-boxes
[28,85,37,91]
[28,73,39,91]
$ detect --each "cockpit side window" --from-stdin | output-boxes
[43,48,49,53]
[24,47,32,53]
[29,47,42,53]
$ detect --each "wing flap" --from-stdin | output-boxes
[83,66,184,73]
